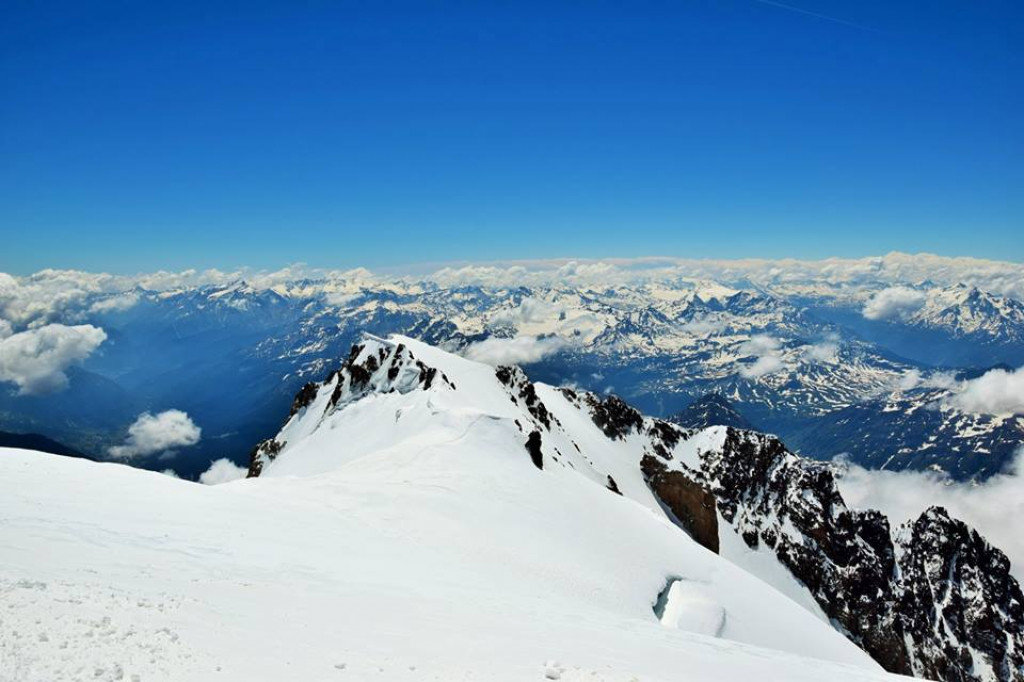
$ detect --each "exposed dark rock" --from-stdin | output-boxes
[419,365,437,389]
[895,507,1024,681]
[606,475,622,495]
[647,470,719,554]
[681,426,1024,682]
[648,419,684,459]
[364,354,379,374]
[496,365,555,430]
[585,394,644,440]
[288,382,319,417]
[347,362,371,387]
[495,366,514,386]
[525,431,543,470]
[247,437,284,478]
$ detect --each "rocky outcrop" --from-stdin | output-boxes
[584,394,644,440]
[525,431,543,470]
[248,337,454,478]
[896,507,1024,681]
[642,456,718,554]
[496,365,556,430]
[659,426,1024,682]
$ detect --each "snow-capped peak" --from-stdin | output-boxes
[244,335,1024,682]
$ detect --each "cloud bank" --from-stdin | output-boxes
[109,410,201,459]
[3,253,1024,332]
[945,366,1024,415]
[199,458,248,485]
[463,335,565,366]
[0,324,107,395]
[862,287,926,321]
[837,447,1024,580]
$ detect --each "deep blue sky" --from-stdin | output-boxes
[2,0,1021,274]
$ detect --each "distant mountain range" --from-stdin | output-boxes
[0,431,91,460]
[1,273,1021,481]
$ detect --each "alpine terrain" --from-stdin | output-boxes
[5,335,1020,681]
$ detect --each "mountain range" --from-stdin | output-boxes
[2,266,1022,481]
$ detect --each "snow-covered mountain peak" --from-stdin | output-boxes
[242,338,1024,682]
[909,285,1024,341]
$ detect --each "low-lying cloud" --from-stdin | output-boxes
[837,447,1024,580]
[490,297,565,327]
[862,287,926,321]
[0,323,107,395]
[109,409,201,459]
[199,458,248,485]
[738,335,785,378]
[896,368,957,392]
[463,335,565,366]
[944,366,1024,416]
[802,334,840,363]
[682,314,727,336]
[89,292,140,314]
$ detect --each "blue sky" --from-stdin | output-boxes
[1,0,1021,274]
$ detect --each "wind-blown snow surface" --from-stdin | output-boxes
[0,339,909,682]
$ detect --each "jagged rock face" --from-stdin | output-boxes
[248,338,457,477]
[642,459,719,554]
[583,393,644,440]
[288,382,319,417]
[674,428,908,671]
[659,426,1024,682]
[896,508,1024,682]
[496,365,556,430]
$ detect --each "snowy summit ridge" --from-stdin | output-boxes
[248,334,1024,682]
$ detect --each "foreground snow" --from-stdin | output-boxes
[0,337,914,681]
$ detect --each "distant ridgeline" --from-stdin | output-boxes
[1,276,1021,482]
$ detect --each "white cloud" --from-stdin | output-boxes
[741,355,785,378]
[737,335,785,378]
[739,335,780,355]
[862,287,927,321]
[89,292,140,314]
[109,409,201,459]
[837,447,1024,580]
[463,335,566,366]
[199,458,248,485]
[944,366,1024,415]
[324,292,363,308]
[802,335,840,363]
[682,315,727,336]
[897,368,924,391]
[0,319,12,339]
[0,324,107,395]
[491,298,565,327]
[896,369,958,392]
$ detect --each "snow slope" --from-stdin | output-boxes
[0,338,910,682]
